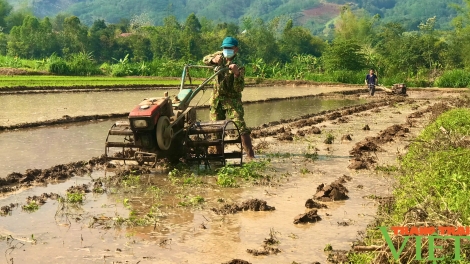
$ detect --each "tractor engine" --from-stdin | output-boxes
[128,97,173,150]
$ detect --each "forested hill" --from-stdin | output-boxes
[11,0,464,33]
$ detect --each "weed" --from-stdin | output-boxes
[303,151,318,161]
[123,198,131,208]
[263,228,280,246]
[22,201,39,212]
[324,244,333,251]
[178,195,205,207]
[216,160,270,187]
[66,192,84,204]
[288,233,299,239]
[300,167,311,175]
[146,186,164,199]
[122,173,141,187]
[217,173,237,187]
[168,168,204,186]
[324,133,335,144]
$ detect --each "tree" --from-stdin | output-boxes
[322,38,366,71]
[180,13,203,60]
[0,0,12,31]
[334,5,378,46]
[280,19,325,62]
[60,16,89,55]
[239,17,279,64]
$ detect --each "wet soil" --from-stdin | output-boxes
[0,87,467,263]
[0,87,365,131]
[211,199,275,215]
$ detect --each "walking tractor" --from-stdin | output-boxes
[105,65,243,167]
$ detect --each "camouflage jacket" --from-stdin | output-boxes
[202,51,245,99]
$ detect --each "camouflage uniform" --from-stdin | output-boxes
[203,51,250,135]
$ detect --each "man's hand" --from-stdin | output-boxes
[229,64,240,77]
[211,55,222,64]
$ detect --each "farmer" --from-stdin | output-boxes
[365,68,378,96]
[202,36,255,159]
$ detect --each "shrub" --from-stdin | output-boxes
[434,69,470,88]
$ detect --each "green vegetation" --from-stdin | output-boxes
[216,160,270,187]
[1,0,470,88]
[22,201,39,212]
[351,106,470,263]
[28,0,462,33]
[324,244,333,251]
[396,108,470,223]
[324,132,335,144]
[66,192,85,203]
[0,75,183,88]
[168,167,206,186]
[177,195,205,207]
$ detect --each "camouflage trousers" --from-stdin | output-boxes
[209,96,250,135]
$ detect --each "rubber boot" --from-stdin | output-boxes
[241,134,255,160]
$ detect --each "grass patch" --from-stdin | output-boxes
[22,201,39,212]
[434,69,470,88]
[350,107,470,263]
[66,192,85,204]
[216,160,270,187]
[168,167,207,186]
[178,195,205,207]
[0,75,185,88]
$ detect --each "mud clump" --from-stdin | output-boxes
[297,126,321,136]
[341,134,352,141]
[337,174,352,182]
[375,124,410,144]
[362,124,370,130]
[67,184,90,194]
[327,112,342,120]
[327,250,349,263]
[314,180,349,202]
[348,156,377,170]
[277,132,294,141]
[211,199,275,215]
[1,203,16,215]
[292,118,319,128]
[222,259,252,264]
[26,192,59,204]
[293,209,322,224]
[305,199,327,209]
[349,138,384,156]
[0,155,108,195]
[246,247,281,256]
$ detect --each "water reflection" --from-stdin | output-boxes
[0,86,360,126]
[0,96,365,178]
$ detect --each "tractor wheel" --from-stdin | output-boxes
[156,116,173,150]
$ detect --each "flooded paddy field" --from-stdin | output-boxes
[0,86,467,264]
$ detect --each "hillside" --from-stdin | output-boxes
[11,0,465,33]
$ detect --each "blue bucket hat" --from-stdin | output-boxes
[221,36,238,48]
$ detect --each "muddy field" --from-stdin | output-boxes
[0,86,467,264]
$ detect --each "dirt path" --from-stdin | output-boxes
[0,88,466,263]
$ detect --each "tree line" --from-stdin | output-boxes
[2,0,470,87]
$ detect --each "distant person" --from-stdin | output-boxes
[202,36,255,160]
[365,69,378,96]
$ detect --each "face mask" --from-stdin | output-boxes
[223,49,235,58]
